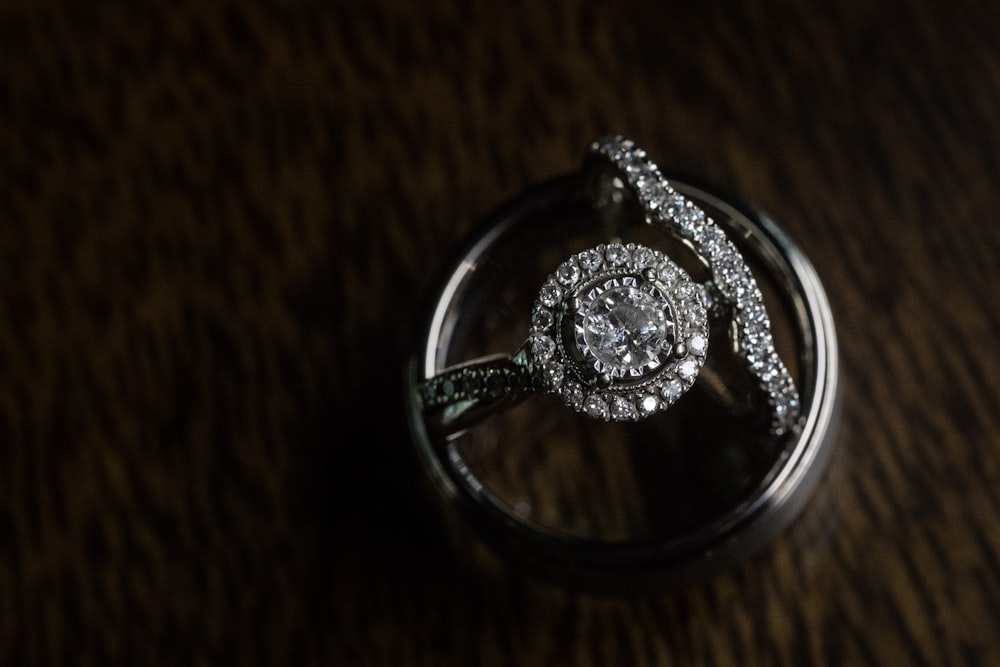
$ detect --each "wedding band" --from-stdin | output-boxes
[403,136,840,591]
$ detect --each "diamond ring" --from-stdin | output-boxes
[404,139,840,589]
[417,136,800,437]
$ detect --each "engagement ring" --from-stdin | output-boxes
[403,136,840,591]
[418,136,800,437]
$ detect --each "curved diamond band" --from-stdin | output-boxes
[417,137,801,437]
[589,136,800,434]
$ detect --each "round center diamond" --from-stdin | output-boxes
[579,283,675,375]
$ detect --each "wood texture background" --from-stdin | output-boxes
[3,0,1000,664]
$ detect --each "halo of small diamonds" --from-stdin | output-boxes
[528,243,709,422]
[589,135,802,435]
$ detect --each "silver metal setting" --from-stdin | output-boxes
[417,137,800,436]
[529,242,708,422]
[403,139,841,591]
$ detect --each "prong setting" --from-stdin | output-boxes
[528,242,709,421]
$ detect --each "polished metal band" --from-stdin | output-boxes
[403,152,840,590]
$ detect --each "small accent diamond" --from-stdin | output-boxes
[660,379,682,402]
[539,282,562,308]
[633,246,656,268]
[658,262,678,284]
[531,334,556,361]
[638,394,659,416]
[605,243,629,265]
[531,307,554,332]
[580,248,604,271]
[688,333,707,356]
[610,396,634,420]
[561,381,584,408]
[687,305,706,325]
[542,360,564,388]
[584,395,609,420]
[556,261,581,286]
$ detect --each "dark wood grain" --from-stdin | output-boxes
[2,0,1000,664]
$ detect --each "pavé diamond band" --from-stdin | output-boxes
[417,136,801,437]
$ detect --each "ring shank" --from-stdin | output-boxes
[418,351,531,433]
[404,166,839,591]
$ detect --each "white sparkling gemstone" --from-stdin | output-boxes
[638,394,659,416]
[542,361,564,388]
[687,305,706,325]
[584,395,609,420]
[579,248,604,271]
[730,277,749,299]
[556,261,581,286]
[605,243,629,265]
[748,302,768,324]
[717,250,741,274]
[531,334,556,361]
[539,282,562,308]
[657,262,678,284]
[752,336,774,359]
[677,358,698,381]
[667,194,687,217]
[610,396,634,420]
[561,381,584,407]
[635,176,661,206]
[767,371,787,394]
[718,265,750,296]
[760,356,780,383]
[633,171,653,188]
[660,379,682,401]
[581,285,674,372]
[744,321,768,340]
[688,333,707,356]
[531,307,554,332]
[678,206,705,232]
[625,157,646,174]
[633,246,656,268]
[738,304,769,331]
[748,350,768,371]
[702,227,728,257]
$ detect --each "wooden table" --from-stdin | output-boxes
[3,1,999,664]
